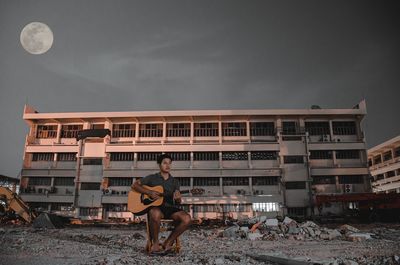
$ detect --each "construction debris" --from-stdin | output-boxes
[0,221,399,265]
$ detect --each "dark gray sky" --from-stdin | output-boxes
[1,0,399,178]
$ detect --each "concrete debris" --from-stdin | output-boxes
[265,218,279,227]
[346,233,373,242]
[339,224,360,234]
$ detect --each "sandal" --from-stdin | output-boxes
[149,249,167,256]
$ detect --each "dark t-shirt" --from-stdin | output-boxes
[139,172,180,207]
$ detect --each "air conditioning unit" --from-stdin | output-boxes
[103,188,112,195]
[344,184,353,193]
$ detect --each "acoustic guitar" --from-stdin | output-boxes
[127,185,205,215]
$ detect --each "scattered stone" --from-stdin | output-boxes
[340,224,360,234]
[265,218,279,227]
[347,233,373,242]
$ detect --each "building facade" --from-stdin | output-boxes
[20,101,370,221]
[368,135,400,193]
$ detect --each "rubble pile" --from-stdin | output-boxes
[219,217,376,242]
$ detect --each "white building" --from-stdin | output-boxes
[368,135,400,193]
[19,101,371,221]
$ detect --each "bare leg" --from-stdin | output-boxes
[162,211,191,250]
[148,207,164,252]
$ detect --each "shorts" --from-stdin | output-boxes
[149,205,184,219]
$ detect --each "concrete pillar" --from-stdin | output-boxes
[56,123,62,143]
[134,123,139,144]
[246,120,251,143]
[218,120,222,144]
[190,152,194,169]
[190,121,194,145]
[219,177,223,196]
[249,176,253,195]
[329,120,334,142]
[162,122,166,144]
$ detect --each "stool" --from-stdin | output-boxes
[145,217,181,254]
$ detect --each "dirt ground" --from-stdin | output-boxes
[1,222,399,265]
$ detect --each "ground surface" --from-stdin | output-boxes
[1,223,400,265]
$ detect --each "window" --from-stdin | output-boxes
[112,124,135,138]
[32,153,54,161]
[383,151,392,161]
[222,204,251,212]
[103,204,127,212]
[51,203,73,211]
[312,176,335,185]
[54,177,75,186]
[110,152,134,161]
[287,207,307,217]
[376,174,384,181]
[82,158,102,165]
[252,176,278,185]
[305,122,330,136]
[284,156,303,164]
[338,175,364,184]
[80,207,99,216]
[285,181,306,189]
[222,122,246,136]
[167,123,190,137]
[91,124,104,129]
[282,122,299,135]
[332,121,356,135]
[250,122,275,136]
[368,159,372,167]
[80,182,101,190]
[28,177,51,186]
[252,202,279,212]
[309,150,333,160]
[335,150,360,159]
[61,124,83,138]
[194,123,218,137]
[222,152,248,160]
[387,171,396,178]
[251,151,277,160]
[170,152,190,161]
[175,177,190,186]
[374,155,382,164]
[28,202,49,211]
[108,177,132,186]
[395,147,400,158]
[57,153,77,161]
[193,177,219,186]
[137,152,162,161]
[36,125,57,138]
[193,152,219,161]
[139,124,163,137]
[223,177,249,186]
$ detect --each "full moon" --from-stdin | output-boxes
[20,22,54,55]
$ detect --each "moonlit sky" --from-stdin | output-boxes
[0,0,399,178]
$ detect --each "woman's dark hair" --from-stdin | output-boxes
[157,153,173,164]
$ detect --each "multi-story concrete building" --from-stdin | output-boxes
[19,101,370,221]
[368,135,400,194]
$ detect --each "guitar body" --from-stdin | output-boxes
[127,185,164,215]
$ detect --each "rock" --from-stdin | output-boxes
[240,226,249,232]
[301,221,319,228]
[222,226,239,238]
[265,218,279,227]
[247,231,263,240]
[0,228,5,234]
[283,216,297,225]
[327,229,342,240]
[215,257,225,265]
[287,226,300,235]
[343,260,359,265]
[339,224,360,233]
[347,233,373,242]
